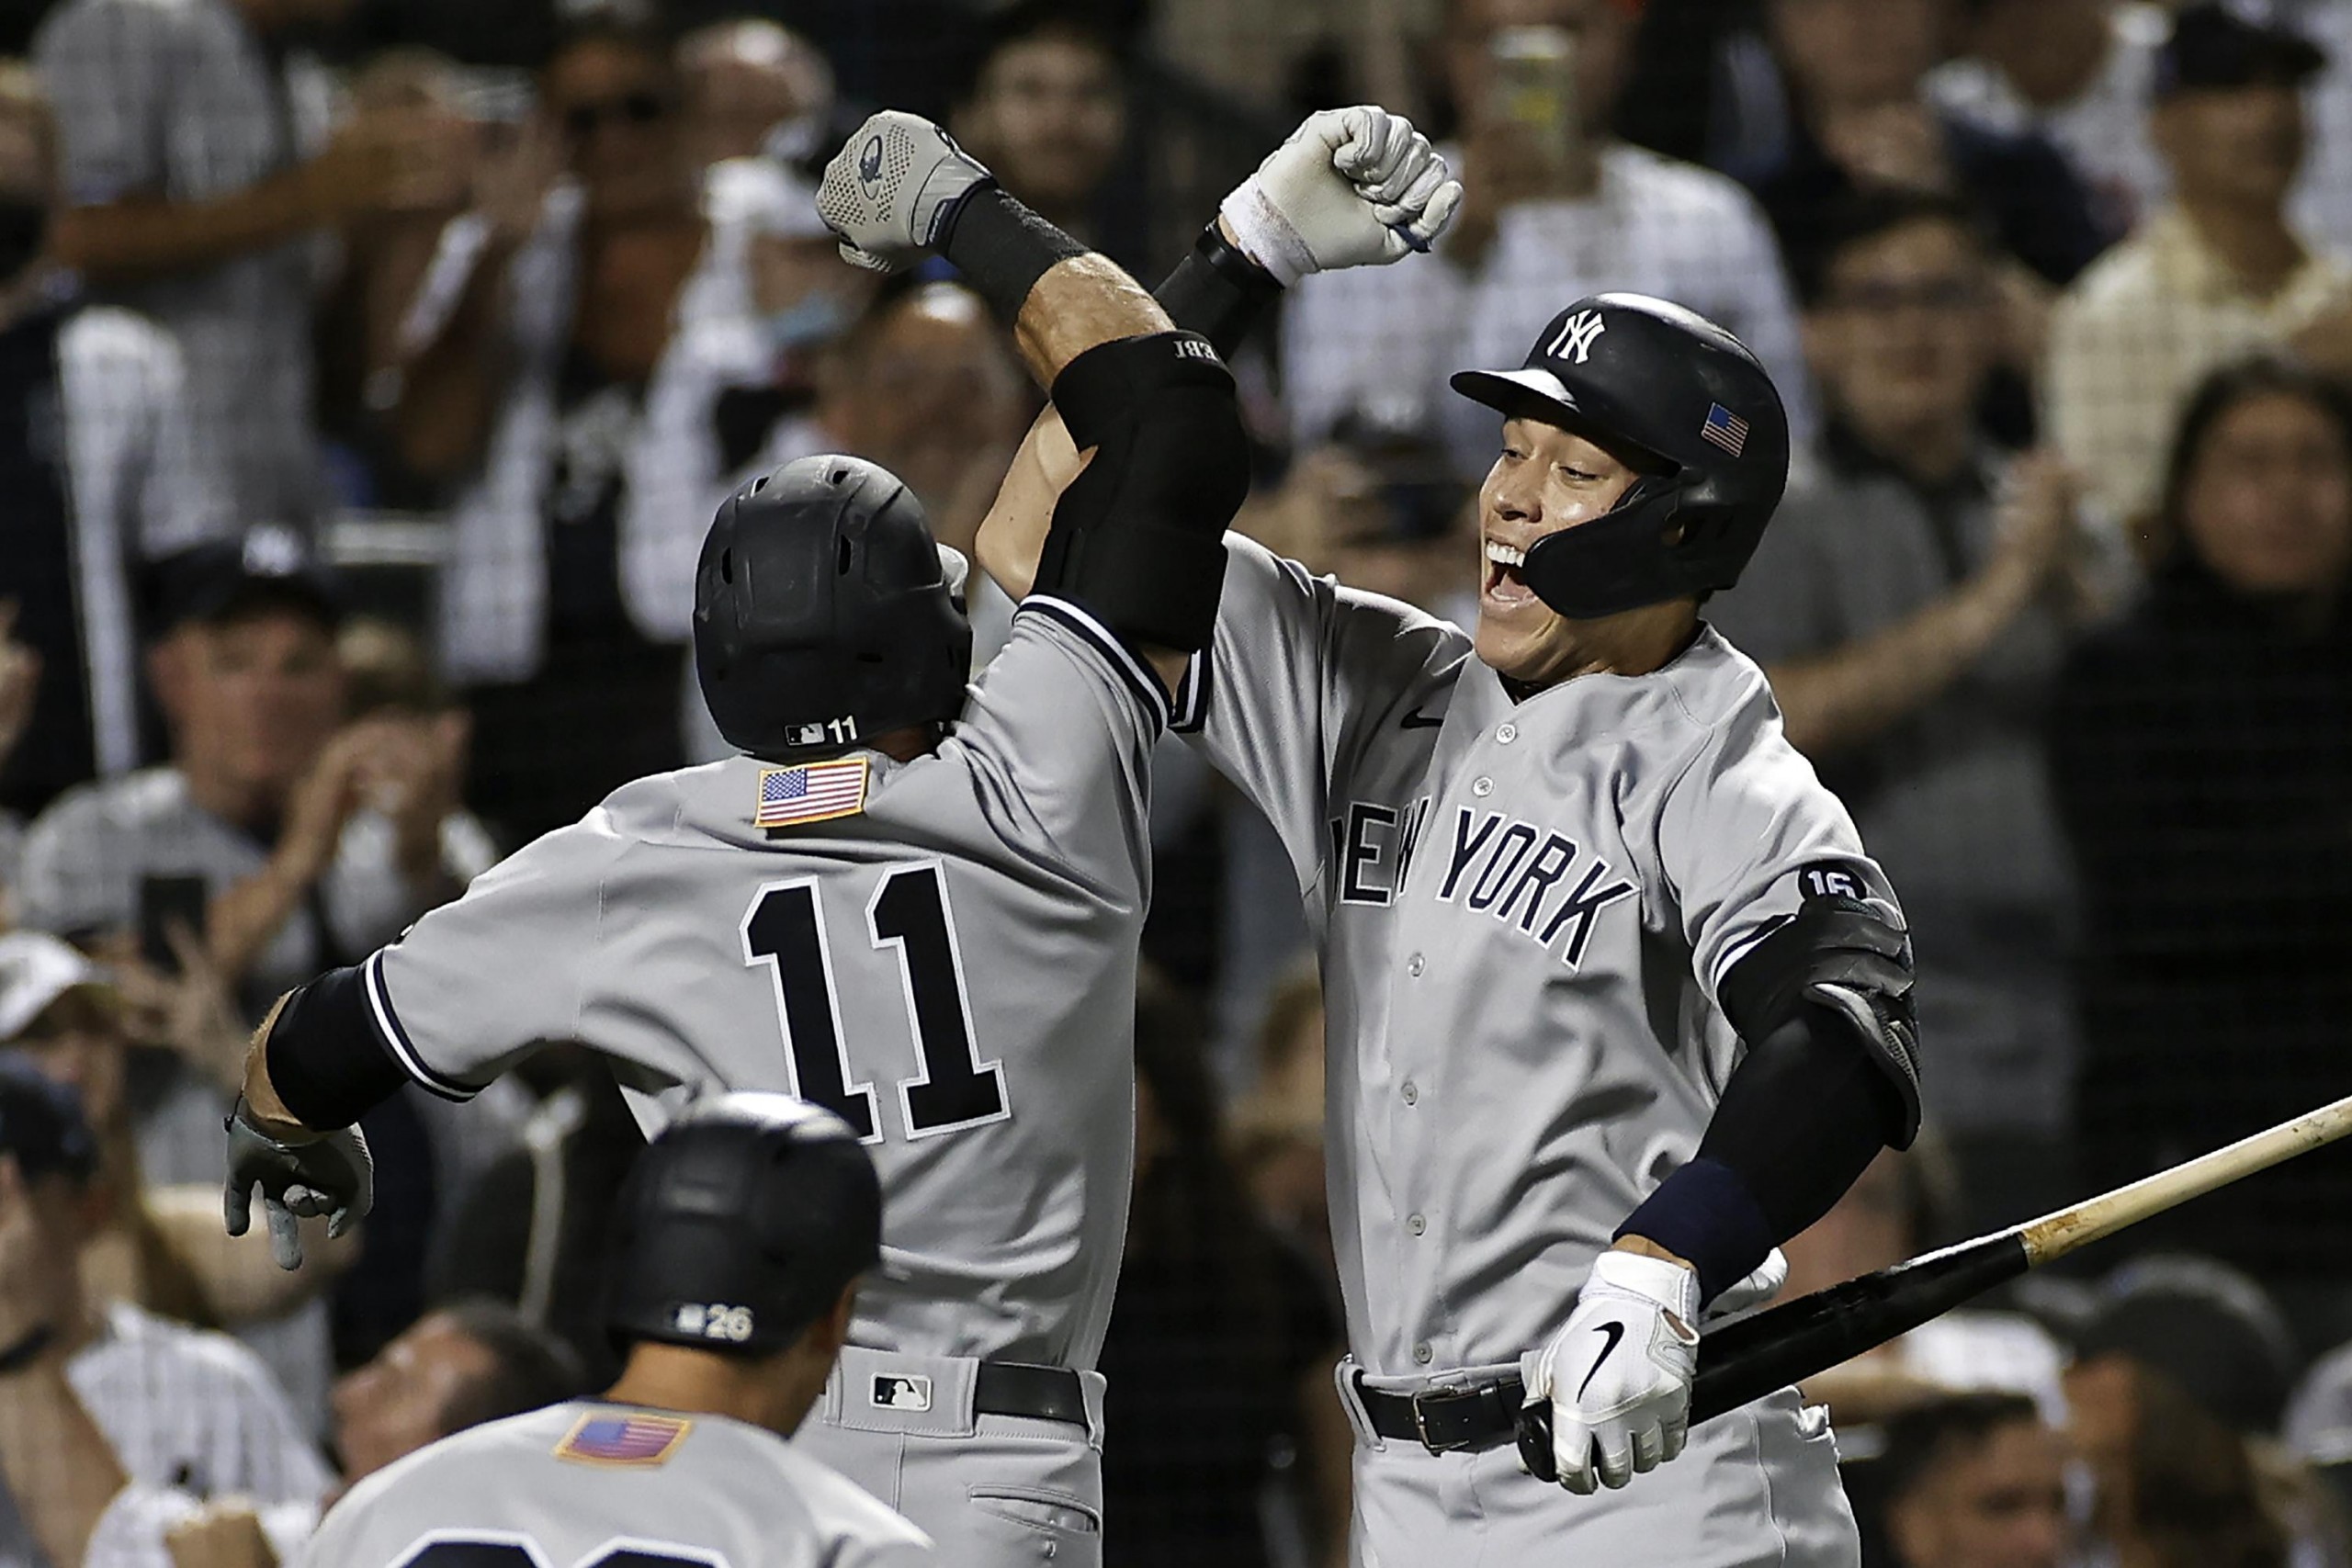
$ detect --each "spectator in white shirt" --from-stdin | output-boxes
[0,64,230,821]
[1281,0,1815,478]
[0,1062,330,1568]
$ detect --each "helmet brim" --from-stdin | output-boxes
[1449,367,1677,476]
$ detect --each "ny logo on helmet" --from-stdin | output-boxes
[1547,309,1607,366]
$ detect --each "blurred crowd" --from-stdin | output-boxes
[0,0,2350,1562]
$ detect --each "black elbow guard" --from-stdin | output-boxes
[266,964,408,1131]
[1154,224,1284,357]
[1722,899,1923,1147]
[1035,330,1249,651]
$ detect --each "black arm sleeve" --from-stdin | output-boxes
[1618,1003,1907,1303]
[265,964,407,1131]
[1153,224,1284,357]
[1698,1002,1907,1240]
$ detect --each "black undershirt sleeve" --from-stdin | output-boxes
[265,964,407,1131]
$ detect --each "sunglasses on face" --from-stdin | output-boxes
[561,90,673,140]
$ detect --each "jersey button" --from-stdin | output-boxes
[1472,776,1493,797]
[1496,723,1518,744]
[1413,1341,1434,1365]
[1407,953,1425,977]
[1401,1079,1419,1104]
[1407,1213,1426,1236]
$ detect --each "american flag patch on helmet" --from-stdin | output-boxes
[1701,402,1750,457]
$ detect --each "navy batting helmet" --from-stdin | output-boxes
[694,456,974,761]
[604,1093,882,1359]
[1450,292,1790,619]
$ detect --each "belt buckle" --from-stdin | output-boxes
[1410,1387,1474,1453]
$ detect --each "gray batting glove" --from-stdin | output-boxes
[1218,106,1462,287]
[817,109,994,273]
[223,1099,372,1270]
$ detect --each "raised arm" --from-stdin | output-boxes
[818,111,1272,694]
[973,107,1459,602]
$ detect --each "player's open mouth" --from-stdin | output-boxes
[1483,537,1538,610]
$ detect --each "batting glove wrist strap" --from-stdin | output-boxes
[937,184,1091,323]
[1218,106,1461,287]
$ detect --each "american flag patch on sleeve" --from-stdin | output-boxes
[754,758,869,828]
[553,1411,692,1466]
[1700,402,1750,457]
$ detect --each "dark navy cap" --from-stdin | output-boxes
[2156,2,2326,97]
[148,525,345,637]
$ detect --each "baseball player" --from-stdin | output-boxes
[220,109,1454,1568]
[306,1092,935,1567]
[978,212,1921,1565]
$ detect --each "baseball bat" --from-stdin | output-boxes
[1517,1088,2352,1478]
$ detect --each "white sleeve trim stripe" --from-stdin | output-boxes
[1017,595,1171,734]
[361,951,478,1102]
[1171,653,1210,734]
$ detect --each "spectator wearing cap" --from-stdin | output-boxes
[1927,1,2171,242]
[2063,1255,2314,1568]
[32,0,465,526]
[1859,1391,2072,1568]
[1708,189,2118,1224]
[390,14,776,843]
[0,1061,332,1568]
[2045,2,2352,535]
[16,529,492,1018]
[1283,0,1815,480]
[0,65,231,824]
[0,930,354,1438]
[700,154,881,469]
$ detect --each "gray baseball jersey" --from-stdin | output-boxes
[1176,535,1904,1380]
[304,1400,933,1567]
[350,598,1163,1370]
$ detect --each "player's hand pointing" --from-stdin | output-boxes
[1523,1249,1701,1495]
[223,1099,373,1270]
[1218,106,1462,287]
[817,110,995,273]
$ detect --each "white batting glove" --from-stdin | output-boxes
[1217,106,1462,287]
[1706,1247,1787,1320]
[1524,1250,1701,1495]
[817,110,993,273]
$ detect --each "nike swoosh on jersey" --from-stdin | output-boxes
[1400,705,1446,729]
[1576,1321,1627,1400]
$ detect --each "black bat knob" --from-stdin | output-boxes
[1516,1402,1557,1482]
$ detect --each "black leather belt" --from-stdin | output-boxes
[1355,1372,1526,1453]
[976,1361,1088,1427]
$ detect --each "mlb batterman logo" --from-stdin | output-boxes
[858,134,886,198]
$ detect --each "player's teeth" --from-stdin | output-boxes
[1484,541,1526,568]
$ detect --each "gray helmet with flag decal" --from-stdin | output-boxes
[1450,291,1790,619]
